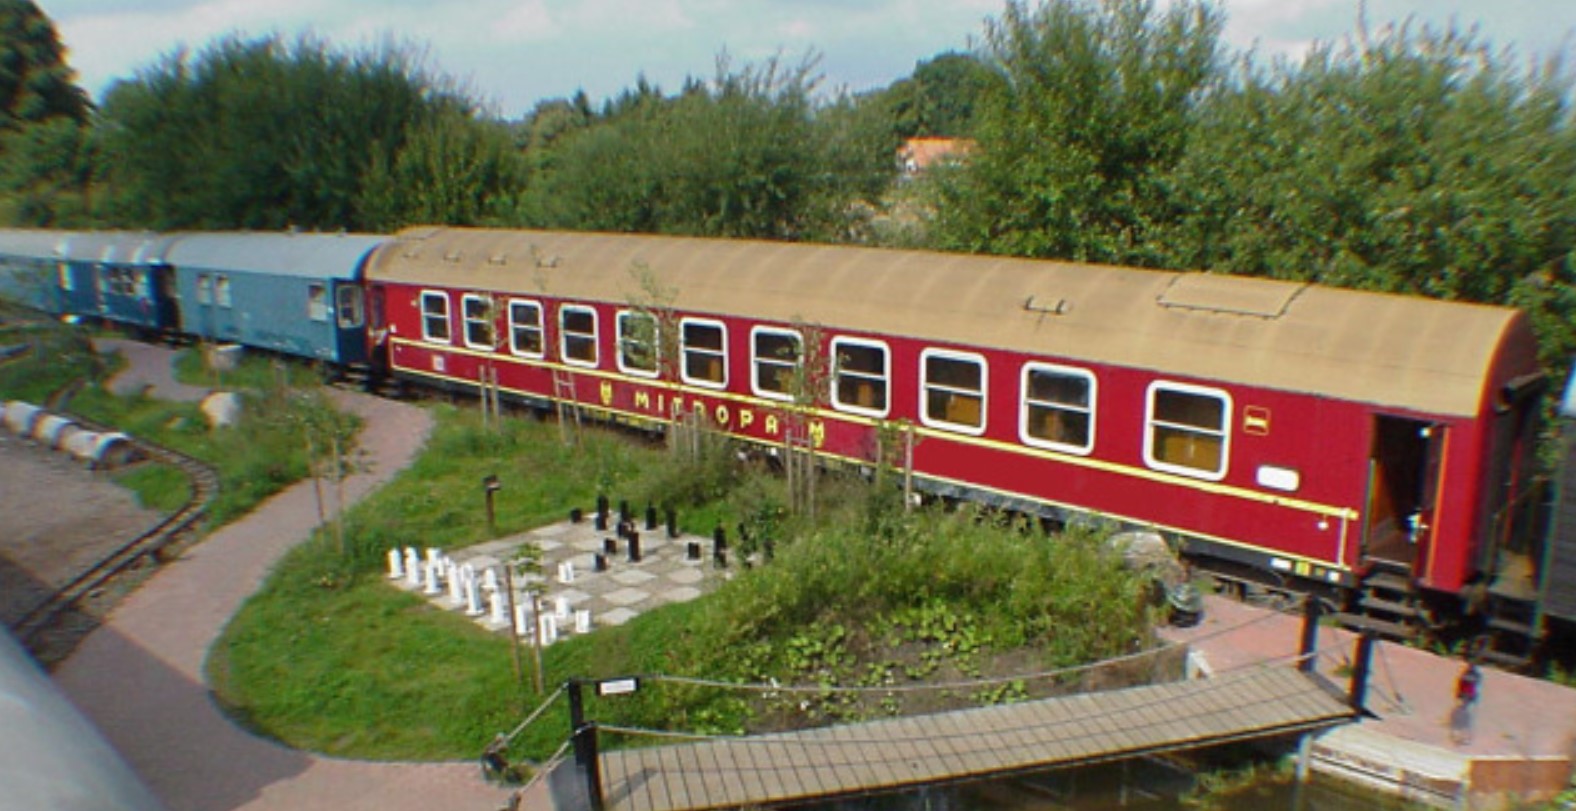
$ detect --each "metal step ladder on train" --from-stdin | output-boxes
[552,368,581,443]
[1478,592,1538,669]
[1333,559,1424,642]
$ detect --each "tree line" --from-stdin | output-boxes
[3,0,1575,371]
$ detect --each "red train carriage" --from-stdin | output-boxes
[364,226,1543,626]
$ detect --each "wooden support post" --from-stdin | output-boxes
[1348,631,1376,713]
[1299,595,1321,673]
[502,563,524,702]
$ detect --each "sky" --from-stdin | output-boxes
[43,0,1576,120]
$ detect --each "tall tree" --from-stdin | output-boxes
[1160,23,1576,371]
[0,0,89,133]
[97,34,476,231]
[0,115,96,224]
[514,52,892,241]
[358,109,528,231]
[884,52,1001,139]
[929,0,1223,265]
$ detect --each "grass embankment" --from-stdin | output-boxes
[0,323,354,525]
[211,404,1169,764]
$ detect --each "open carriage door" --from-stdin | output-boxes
[1362,415,1445,574]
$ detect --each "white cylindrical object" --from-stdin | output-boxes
[464,579,483,616]
[574,609,592,634]
[489,590,507,625]
[446,561,463,604]
[423,561,442,595]
[404,549,421,587]
[482,568,499,593]
[387,549,404,579]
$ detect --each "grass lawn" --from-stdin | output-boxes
[210,403,1169,764]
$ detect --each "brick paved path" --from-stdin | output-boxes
[51,343,512,811]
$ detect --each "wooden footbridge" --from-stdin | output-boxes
[534,661,1359,811]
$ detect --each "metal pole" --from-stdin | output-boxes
[566,680,604,811]
[1298,595,1321,673]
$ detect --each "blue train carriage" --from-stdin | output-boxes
[0,229,73,315]
[164,231,390,369]
[58,231,179,332]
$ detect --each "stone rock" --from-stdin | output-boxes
[1108,529,1186,589]
[200,392,242,429]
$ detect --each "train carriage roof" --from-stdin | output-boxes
[164,232,390,280]
[58,232,168,265]
[369,227,1528,418]
[0,229,74,260]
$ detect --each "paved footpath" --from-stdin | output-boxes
[54,343,513,811]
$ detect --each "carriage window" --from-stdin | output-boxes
[681,319,726,388]
[1021,364,1095,454]
[58,262,72,291]
[508,300,544,358]
[307,284,330,322]
[832,337,888,416]
[1145,382,1230,480]
[420,291,450,343]
[463,294,494,349]
[618,311,659,377]
[196,274,212,304]
[560,305,598,366]
[215,275,232,308]
[336,285,363,328]
[921,350,986,434]
[752,328,802,401]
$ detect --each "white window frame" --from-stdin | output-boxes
[196,273,213,305]
[507,299,544,359]
[919,348,988,436]
[57,262,72,291]
[1143,381,1231,481]
[559,304,599,368]
[462,293,495,350]
[1019,363,1097,456]
[214,275,232,308]
[830,336,890,418]
[680,317,728,389]
[420,290,451,343]
[307,283,330,322]
[616,310,660,378]
[336,285,364,329]
[750,326,803,402]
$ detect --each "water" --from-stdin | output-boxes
[805,757,1422,811]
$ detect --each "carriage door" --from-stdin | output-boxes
[156,266,180,332]
[1362,415,1445,571]
[334,283,367,365]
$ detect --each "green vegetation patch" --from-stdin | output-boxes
[212,404,1168,763]
[113,463,190,513]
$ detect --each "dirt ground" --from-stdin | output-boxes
[0,431,163,627]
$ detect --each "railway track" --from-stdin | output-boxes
[11,423,219,658]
